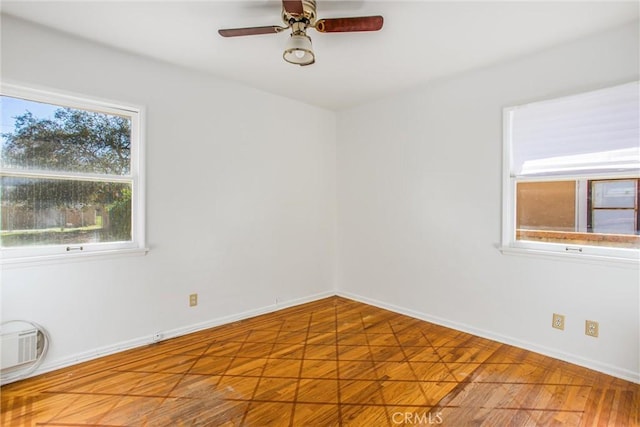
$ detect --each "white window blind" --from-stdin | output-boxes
[508,81,639,177]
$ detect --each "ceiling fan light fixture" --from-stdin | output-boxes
[283,32,315,66]
[219,1,384,66]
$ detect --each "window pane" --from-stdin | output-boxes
[516,181,576,232]
[592,209,636,234]
[1,176,131,247]
[1,96,131,175]
[515,179,639,249]
[592,180,637,208]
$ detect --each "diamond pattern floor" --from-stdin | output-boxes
[1,296,638,426]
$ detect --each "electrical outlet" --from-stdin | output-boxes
[552,313,565,330]
[189,293,198,307]
[585,320,599,337]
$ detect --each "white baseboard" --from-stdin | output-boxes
[3,290,334,385]
[157,290,334,344]
[337,290,640,384]
[6,289,638,385]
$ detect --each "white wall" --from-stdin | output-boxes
[0,15,336,375]
[336,21,640,382]
[2,13,639,384]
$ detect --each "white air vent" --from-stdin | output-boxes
[1,328,38,370]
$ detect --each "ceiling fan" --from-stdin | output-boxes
[218,0,383,66]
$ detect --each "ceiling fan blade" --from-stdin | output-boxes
[315,16,383,33]
[282,0,304,16]
[218,26,287,37]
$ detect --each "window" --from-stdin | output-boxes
[515,178,639,249]
[588,179,638,235]
[1,84,145,263]
[502,82,639,262]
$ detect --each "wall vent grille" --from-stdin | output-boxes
[1,329,38,370]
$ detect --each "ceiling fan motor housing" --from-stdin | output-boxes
[283,0,317,26]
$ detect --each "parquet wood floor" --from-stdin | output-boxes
[1,297,638,426]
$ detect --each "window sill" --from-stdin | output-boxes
[1,247,149,269]
[516,229,640,249]
[499,245,639,268]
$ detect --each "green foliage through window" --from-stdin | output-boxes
[1,95,135,249]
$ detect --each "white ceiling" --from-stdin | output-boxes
[2,1,638,110]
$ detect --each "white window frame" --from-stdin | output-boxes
[0,83,146,266]
[501,93,639,267]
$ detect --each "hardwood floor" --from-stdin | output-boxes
[1,297,638,426]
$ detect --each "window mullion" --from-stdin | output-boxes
[1,169,133,184]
